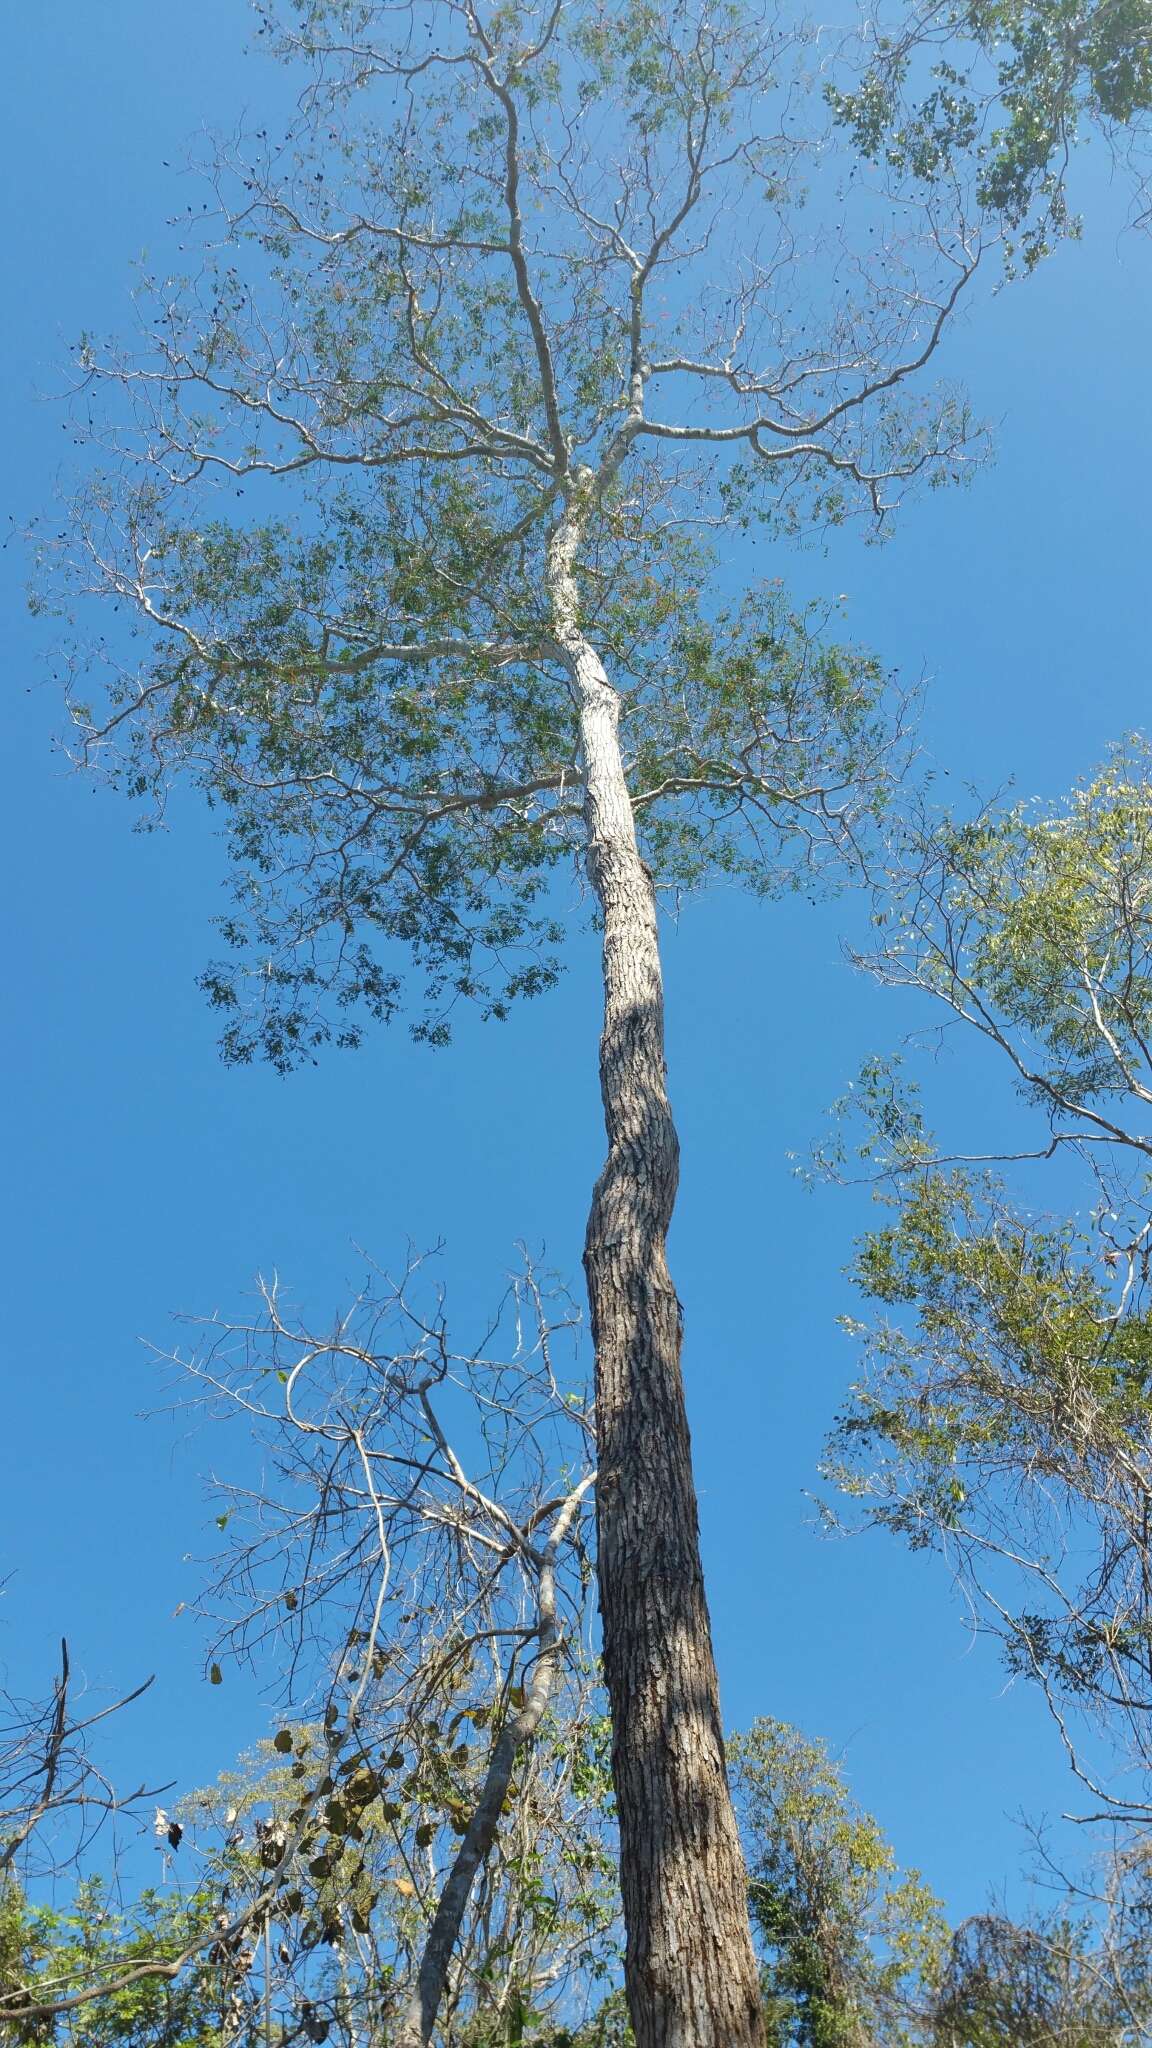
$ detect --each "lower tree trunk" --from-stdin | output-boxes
[553,531,765,2047]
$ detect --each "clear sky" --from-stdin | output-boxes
[3,0,1151,1926]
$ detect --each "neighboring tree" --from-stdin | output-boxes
[174,1696,622,2047]
[1,1643,159,1884]
[731,1717,948,2047]
[1,1255,604,2044]
[0,1645,178,2041]
[172,1250,599,2046]
[932,1894,1152,2046]
[46,0,1012,2031]
[822,742,1152,1826]
[3,1689,625,2047]
[733,1716,1152,2047]
[0,1879,232,2047]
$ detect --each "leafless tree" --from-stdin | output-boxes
[3,1255,601,2044]
[0,1645,158,1882]
[166,1249,598,2045]
[934,1851,1152,2048]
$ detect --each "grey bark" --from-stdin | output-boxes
[550,494,766,2048]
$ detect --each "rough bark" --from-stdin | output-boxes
[550,496,766,2048]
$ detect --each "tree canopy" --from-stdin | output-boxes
[47,0,992,1065]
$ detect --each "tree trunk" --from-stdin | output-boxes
[550,499,766,2048]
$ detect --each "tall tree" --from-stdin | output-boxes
[47,0,1076,2032]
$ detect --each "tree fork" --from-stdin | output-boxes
[551,507,765,2048]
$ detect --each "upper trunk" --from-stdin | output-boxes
[549,492,766,2048]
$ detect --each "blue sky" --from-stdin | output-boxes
[3,0,1151,1927]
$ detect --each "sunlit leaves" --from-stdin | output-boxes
[731,1719,948,2048]
[830,0,1152,269]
